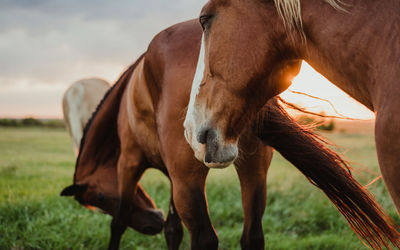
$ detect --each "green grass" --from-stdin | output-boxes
[0,127,398,249]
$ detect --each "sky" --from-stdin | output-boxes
[281,62,375,120]
[0,0,374,119]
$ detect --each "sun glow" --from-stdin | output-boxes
[280,61,375,120]
[0,61,375,120]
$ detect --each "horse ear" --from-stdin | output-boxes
[60,184,88,196]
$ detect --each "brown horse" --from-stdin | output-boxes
[61,57,167,240]
[62,23,271,249]
[184,0,400,244]
[63,19,400,249]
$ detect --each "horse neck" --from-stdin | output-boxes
[295,0,400,112]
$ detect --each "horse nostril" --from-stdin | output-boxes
[197,127,209,144]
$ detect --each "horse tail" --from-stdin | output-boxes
[254,98,400,249]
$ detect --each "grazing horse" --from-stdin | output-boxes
[63,19,400,249]
[62,78,110,154]
[184,0,400,242]
[61,67,166,239]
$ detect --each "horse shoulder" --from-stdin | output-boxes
[124,58,162,166]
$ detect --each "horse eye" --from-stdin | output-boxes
[199,14,213,31]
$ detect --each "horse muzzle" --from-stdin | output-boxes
[197,127,238,168]
[130,208,164,235]
[184,114,237,168]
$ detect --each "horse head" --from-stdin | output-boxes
[61,165,164,235]
[184,0,301,168]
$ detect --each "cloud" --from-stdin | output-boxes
[0,0,207,117]
[0,0,206,85]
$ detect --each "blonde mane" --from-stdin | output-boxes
[273,0,345,34]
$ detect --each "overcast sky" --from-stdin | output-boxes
[0,0,374,119]
[0,0,206,117]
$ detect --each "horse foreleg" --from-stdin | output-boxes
[169,164,217,250]
[375,112,400,215]
[164,189,183,250]
[108,151,146,250]
[235,131,272,250]
[108,216,127,250]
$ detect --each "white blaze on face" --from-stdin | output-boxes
[186,34,206,125]
[184,34,206,160]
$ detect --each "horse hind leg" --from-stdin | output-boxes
[235,129,272,250]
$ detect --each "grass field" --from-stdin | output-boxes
[0,126,398,249]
